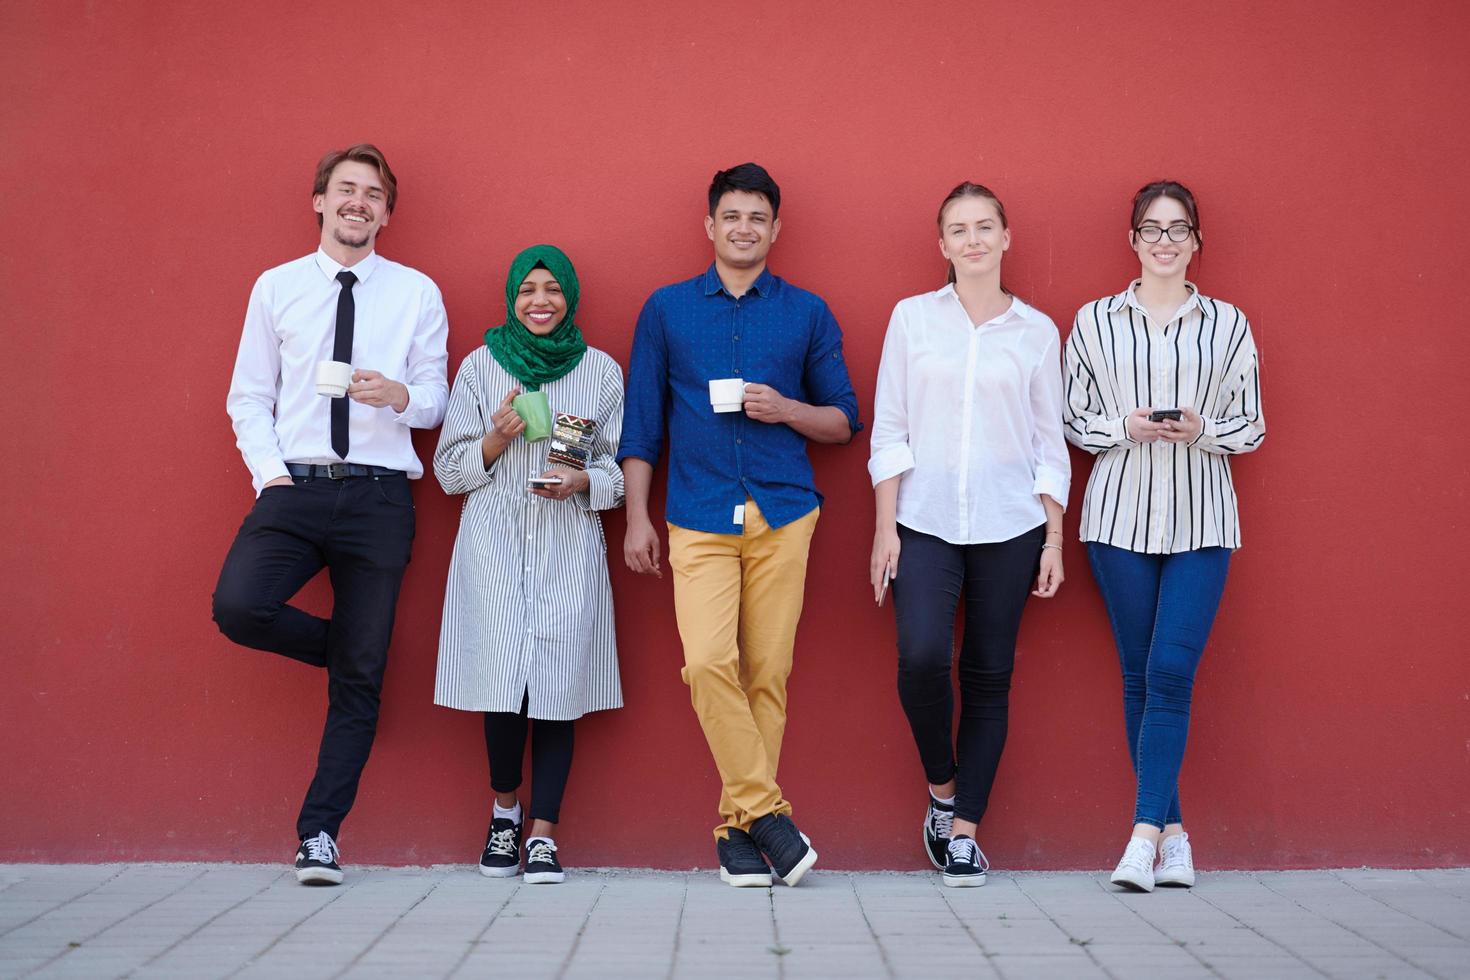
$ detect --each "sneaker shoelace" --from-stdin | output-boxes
[527,840,557,866]
[947,837,990,872]
[1119,839,1156,874]
[1160,835,1192,869]
[302,831,339,865]
[486,827,518,859]
[928,802,954,842]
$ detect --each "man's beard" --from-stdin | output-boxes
[333,226,370,249]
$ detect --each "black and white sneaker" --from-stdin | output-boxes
[749,813,818,887]
[717,829,773,888]
[294,830,343,885]
[479,815,522,878]
[942,834,988,888]
[923,794,955,870]
[523,837,565,884]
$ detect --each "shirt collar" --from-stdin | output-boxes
[314,248,382,283]
[1109,279,1202,317]
[938,284,1026,326]
[702,263,776,298]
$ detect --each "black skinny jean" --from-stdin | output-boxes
[891,522,1043,825]
[211,473,415,841]
[485,694,575,825]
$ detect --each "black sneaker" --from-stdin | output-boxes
[294,830,343,885]
[923,794,955,870]
[717,829,773,888]
[943,834,988,888]
[479,815,522,878]
[523,837,565,884]
[749,813,818,887]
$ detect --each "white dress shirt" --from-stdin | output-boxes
[227,249,449,493]
[1063,281,1265,553]
[869,287,1070,544]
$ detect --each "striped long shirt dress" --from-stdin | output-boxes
[432,345,625,720]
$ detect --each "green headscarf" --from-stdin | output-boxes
[483,244,587,390]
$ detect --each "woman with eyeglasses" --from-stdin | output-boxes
[1063,181,1265,891]
[869,182,1070,886]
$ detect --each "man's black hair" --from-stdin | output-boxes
[707,163,781,218]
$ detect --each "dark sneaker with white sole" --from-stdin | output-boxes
[923,794,955,870]
[294,830,343,885]
[479,816,522,878]
[942,834,988,887]
[718,828,773,887]
[749,813,817,887]
[523,838,565,884]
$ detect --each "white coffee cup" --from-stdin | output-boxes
[316,360,353,398]
[709,377,746,413]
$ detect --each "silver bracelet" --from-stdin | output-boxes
[1041,543,1063,552]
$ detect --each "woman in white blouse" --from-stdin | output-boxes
[869,182,1070,887]
[1063,181,1264,892]
[433,245,624,885]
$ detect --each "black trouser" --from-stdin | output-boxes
[485,694,575,825]
[211,472,415,841]
[891,522,1043,825]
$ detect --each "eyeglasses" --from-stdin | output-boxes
[1134,224,1195,244]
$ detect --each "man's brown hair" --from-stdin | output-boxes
[313,144,398,228]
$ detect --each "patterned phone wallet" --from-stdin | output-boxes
[547,414,597,470]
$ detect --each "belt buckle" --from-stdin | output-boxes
[326,463,350,480]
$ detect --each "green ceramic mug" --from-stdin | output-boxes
[512,390,554,442]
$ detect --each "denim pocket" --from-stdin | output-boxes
[373,475,414,508]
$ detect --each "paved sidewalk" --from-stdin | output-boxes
[1,864,1466,979]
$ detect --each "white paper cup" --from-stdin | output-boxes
[709,377,746,413]
[316,360,352,398]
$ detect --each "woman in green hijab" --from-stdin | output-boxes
[432,245,625,885]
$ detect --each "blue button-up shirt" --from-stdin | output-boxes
[618,265,861,533]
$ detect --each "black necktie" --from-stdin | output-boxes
[331,270,357,459]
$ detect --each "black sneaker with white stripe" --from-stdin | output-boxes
[523,837,565,884]
[923,794,955,870]
[479,815,522,878]
[294,830,343,885]
[943,834,989,888]
[717,828,773,887]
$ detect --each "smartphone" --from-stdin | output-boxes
[876,563,894,607]
[527,476,564,489]
[1149,409,1183,422]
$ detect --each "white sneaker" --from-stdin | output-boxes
[1110,837,1156,892]
[1156,832,1196,887]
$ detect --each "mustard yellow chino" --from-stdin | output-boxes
[668,499,820,840]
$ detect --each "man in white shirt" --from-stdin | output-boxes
[211,144,448,885]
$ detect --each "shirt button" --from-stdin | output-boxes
[733,334,740,341]
[736,438,742,445]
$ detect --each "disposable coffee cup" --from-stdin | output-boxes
[513,390,554,442]
[709,378,746,413]
[316,360,353,398]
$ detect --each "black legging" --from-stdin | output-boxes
[891,523,1043,825]
[484,694,575,825]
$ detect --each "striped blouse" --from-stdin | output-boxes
[432,346,625,720]
[1063,282,1265,554]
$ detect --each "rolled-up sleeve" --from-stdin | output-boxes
[577,357,626,512]
[1029,329,1071,507]
[433,356,496,496]
[868,302,915,485]
[615,295,667,466]
[803,301,861,433]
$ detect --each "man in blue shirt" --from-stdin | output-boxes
[618,163,860,887]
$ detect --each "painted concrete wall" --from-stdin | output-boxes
[3,0,1466,869]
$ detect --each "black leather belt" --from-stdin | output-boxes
[286,463,405,480]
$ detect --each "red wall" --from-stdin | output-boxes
[3,0,1467,870]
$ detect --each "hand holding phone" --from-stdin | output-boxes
[1149,408,1183,422]
[876,562,894,607]
[527,476,564,490]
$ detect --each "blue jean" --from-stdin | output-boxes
[1085,543,1231,830]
